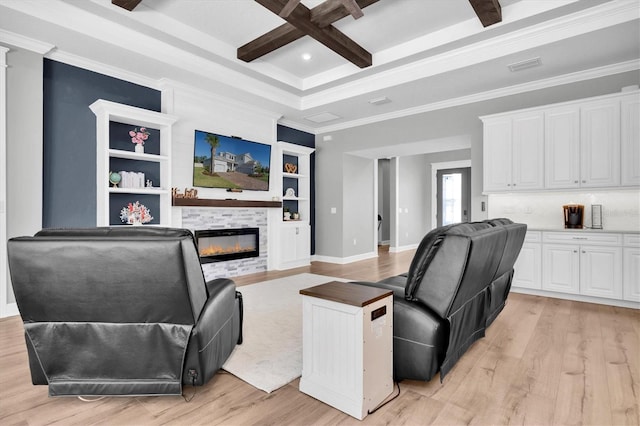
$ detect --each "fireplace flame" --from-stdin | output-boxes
[200,242,256,256]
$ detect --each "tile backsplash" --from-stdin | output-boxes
[488,189,640,231]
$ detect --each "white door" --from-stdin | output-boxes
[621,93,640,186]
[542,244,580,294]
[545,106,580,189]
[580,99,620,187]
[482,118,512,191]
[436,167,471,227]
[512,112,544,190]
[580,245,622,299]
[623,247,640,302]
[512,242,542,290]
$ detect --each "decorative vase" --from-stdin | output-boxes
[131,218,142,226]
[135,144,144,154]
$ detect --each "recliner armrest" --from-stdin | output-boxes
[205,278,235,297]
[350,278,405,300]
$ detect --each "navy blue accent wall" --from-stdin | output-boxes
[43,59,161,228]
[277,125,316,254]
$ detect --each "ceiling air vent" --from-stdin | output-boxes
[304,112,341,123]
[508,57,542,72]
[369,96,391,106]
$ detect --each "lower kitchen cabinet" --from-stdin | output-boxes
[513,231,637,307]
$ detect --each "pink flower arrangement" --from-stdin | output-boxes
[129,127,150,145]
[120,201,153,225]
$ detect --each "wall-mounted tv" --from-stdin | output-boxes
[193,130,271,191]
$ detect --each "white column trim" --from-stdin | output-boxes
[0,45,17,317]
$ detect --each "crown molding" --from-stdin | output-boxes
[0,0,301,108]
[277,118,318,135]
[300,0,640,110]
[316,60,640,133]
[157,78,283,122]
[46,50,159,89]
[0,29,54,55]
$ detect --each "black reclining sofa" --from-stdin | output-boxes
[353,218,526,382]
[7,227,243,397]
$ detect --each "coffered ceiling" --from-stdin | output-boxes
[0,0,638,133]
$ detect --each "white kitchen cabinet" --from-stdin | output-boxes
[542,232,623,301]
[545,106,580,189]
[623,234,640,302]
[482,117,512,192]
[482,111,543,191]
[512,112,545,190]
[621,93,640,186]
[483,90,638,193]
[580,97,621,187]
[579,245,622,299]
[543,244,580,294]
[513,231,541,290]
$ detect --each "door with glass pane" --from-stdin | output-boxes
[436,167,471,227]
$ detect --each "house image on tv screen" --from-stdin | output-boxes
[193,130,271,191]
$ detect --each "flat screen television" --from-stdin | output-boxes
[193,130,271,191]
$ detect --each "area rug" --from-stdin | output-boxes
[222,273,349,393]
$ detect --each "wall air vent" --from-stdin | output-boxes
[508,57,542,72]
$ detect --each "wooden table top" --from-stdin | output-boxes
[300,281,392,307]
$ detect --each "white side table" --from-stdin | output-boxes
[299,281,393,420]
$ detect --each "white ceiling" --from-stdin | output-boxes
[0,0,638,133]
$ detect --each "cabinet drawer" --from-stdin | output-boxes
[543,232,622,246]
[624,234,640,247]
[524,231,542,243]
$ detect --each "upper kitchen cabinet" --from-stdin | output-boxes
[621,93,640,186]
[580,97,620,188]
[482,111,544,192]
[545,106,580,189]
[483,90,639,193]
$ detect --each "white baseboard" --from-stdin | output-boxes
[312,251,378,265]
[389,243,419,253]
[511,287,640,309]
[1,302,19,318]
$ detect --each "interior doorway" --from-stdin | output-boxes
[436,167,471,227]
[431,160,471,229]
[377,159,391,247]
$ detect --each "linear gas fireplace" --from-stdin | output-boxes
[195,228,260,264]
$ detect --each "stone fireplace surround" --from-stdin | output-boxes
[181,207,268,281]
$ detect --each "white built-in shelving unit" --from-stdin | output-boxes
[90,99,177,226]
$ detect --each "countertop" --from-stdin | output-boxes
[528,228,639,234]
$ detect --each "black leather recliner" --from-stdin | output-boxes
[7,227,243,397]
[353,219,526,382]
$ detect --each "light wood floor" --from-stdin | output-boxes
[1,248,638,425]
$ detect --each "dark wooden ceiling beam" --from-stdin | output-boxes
[254,0,371,68]
[311,0,378,28]
[238,24,306,63]
[339,0,364,20]
[279,0,301,18]
[468,0,502,27]
[111,0,142,12]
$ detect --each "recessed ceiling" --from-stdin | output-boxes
[0,0,637,133]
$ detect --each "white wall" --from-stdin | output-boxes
[315,70,640,260]
[161,82,281,204]
[160,82,283,270]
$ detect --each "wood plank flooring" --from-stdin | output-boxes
[1,248,638,425]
